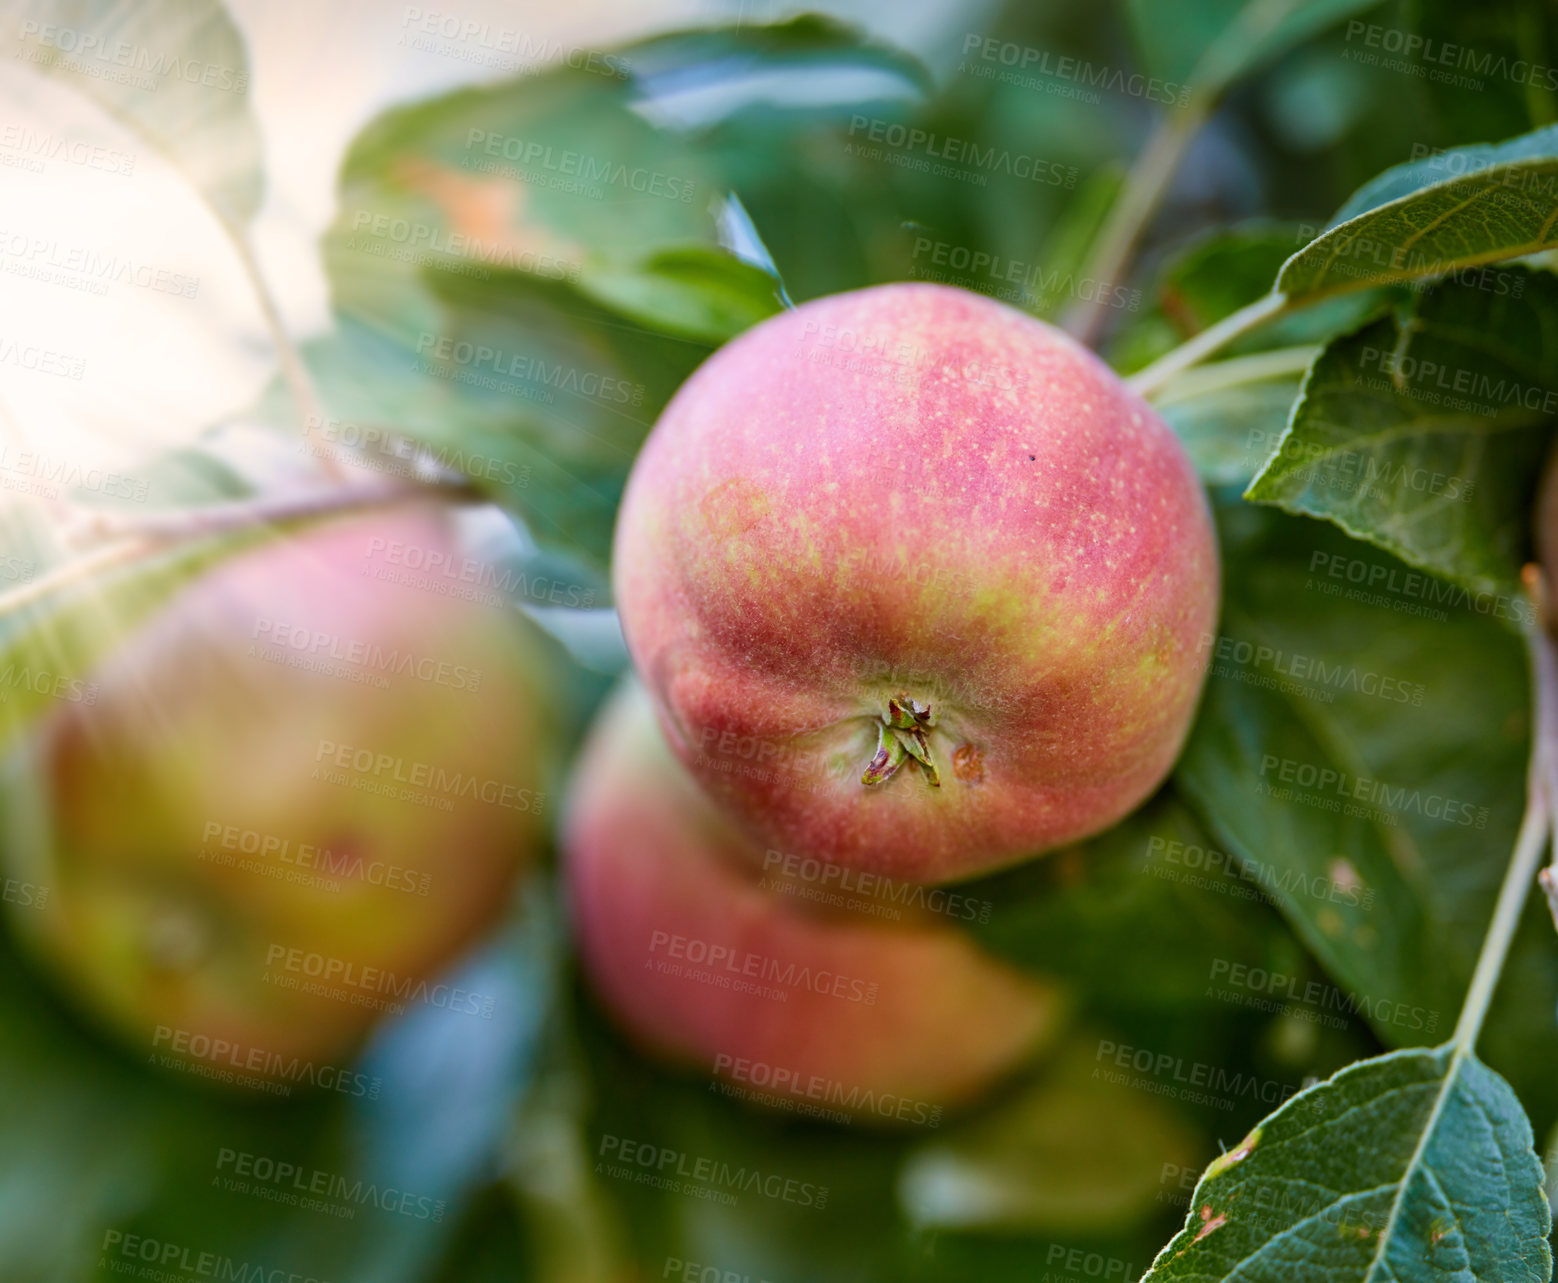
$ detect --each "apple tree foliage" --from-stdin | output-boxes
[4,0,1558,1279]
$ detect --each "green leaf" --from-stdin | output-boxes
[1142,1046,1551,1281]
[967,793,1302,1014]
[268,278,705,576]
[1158,364,1309,487]
[584,244,783,344]
[323,32,775,341]
[318,23,914,567]
[1278,124,1558,300]
[898,1036,1203,1235]
[1164,224,1386,350]
[0,886,556,1280]
[1405,0,1558,141]
[626,14,934,121]
[1246,269,1558,599]
[1174,505,1558,1124]
[2,0,263,225]
[1329,123,1558,227]
[1111,224,1386,373]
[1177,501,1520,1041]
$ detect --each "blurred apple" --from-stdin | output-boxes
[3,500,554,1084]
[565,680,1065,1125]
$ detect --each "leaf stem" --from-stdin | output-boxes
[1064,101,1209,345]
[1450,615,1556,1052]
[1127,292,1293,399]
[1151,344,1320,404]
[221,220,345,479]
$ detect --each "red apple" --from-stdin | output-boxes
[614,282,1218,883]
[4,501,553,1082]
[564,681,1064,1125]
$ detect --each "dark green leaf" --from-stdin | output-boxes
[1143,1046,1551,1281]
[1111,224,1386,373]
[1159,370,1307,488]
[1278,124,1558,299]
[1246,269,1558,599]
[1329,123,1558,227]
[899,1036,1203,1234]
[968,793,1302,1014]
[1405,0,1558,141]
[1175,504,1558,1132]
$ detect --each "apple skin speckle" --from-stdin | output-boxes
[615,283,1219,883]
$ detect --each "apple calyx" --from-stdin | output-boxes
[862,696,940,788]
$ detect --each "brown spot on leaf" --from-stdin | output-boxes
[391,157,585,267]
[1193,1205,1227,1242]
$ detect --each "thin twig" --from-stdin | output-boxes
[1128,292,1293,399]
[220,219,346,481]
[1151,344,1320,404]
[1064,103,1208,345]
[1450,610,1556,1052]
[0,475,458,621]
